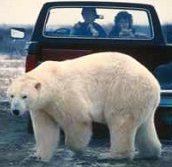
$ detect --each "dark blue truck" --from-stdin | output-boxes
[12,1,172,139]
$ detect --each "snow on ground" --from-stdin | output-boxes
[1,109,172,167]
[0,55,25,101]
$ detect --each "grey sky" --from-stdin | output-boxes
[0,0,171,25]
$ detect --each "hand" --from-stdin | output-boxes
[88,24,99,37]
[119,29,134,37]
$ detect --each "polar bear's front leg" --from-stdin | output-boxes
[30,110,60,161]
[61,93,92,151]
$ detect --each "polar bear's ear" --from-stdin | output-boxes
[34,82,41,91]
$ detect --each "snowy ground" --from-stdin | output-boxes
[1,109,172,167]
[1,55,172,167]
[0,55,25,101]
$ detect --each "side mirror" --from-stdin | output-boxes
[10,28,25,39]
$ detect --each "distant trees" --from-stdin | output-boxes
[0,24,172,57]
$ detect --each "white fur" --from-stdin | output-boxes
[7,52,161,161]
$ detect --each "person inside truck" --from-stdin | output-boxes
[71,7,106,37]
[109,11,135,38]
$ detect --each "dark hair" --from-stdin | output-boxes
[81,7,99,18]
[115,11,133,28]
[109,11,134,37]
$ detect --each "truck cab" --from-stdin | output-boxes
[12,1,172,139]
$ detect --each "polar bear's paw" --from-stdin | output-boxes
[25,152,50,162]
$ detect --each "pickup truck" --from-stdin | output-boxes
[11,1,172,139]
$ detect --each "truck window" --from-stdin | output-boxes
[43,7,153,40]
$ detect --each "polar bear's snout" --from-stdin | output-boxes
[10,97,28,116]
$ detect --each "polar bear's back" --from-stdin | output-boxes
[62,52,150,75]
[62,52,158,85]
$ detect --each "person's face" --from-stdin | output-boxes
[82,13,96,23]
[117,19,130,30]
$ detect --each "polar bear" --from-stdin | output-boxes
[7,52,161,161]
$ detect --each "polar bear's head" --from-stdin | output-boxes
[7,76,42,116]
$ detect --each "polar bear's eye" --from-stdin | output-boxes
[22,95,27,99]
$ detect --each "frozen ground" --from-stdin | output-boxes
[1,56,172,167]
[1,109,172,167]
[0,55,25,101]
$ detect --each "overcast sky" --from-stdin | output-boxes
[0,0,171,25]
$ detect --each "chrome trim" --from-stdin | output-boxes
[161,90,172,94]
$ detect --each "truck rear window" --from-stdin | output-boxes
[43,7,153,40]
